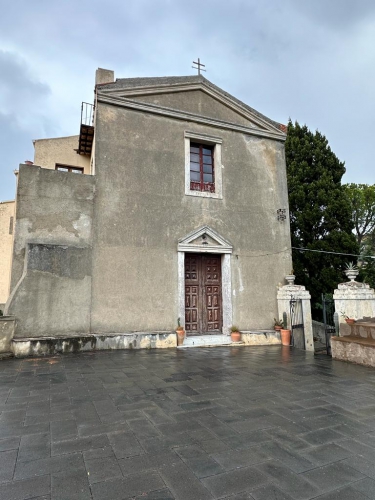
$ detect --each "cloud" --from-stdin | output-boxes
[0,50,51,124]
[0,50,50,98]
[0,51,58,200]
[0,112,31,200]
[0,0,374,200]
[288,0,375,31]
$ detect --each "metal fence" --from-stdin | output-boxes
[290,296,305,349]
[313,294,335,355]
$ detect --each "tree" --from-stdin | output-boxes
[342,184,375,288]
[285,120,359,317]
[358,244,375,289]
[343,183,375,247]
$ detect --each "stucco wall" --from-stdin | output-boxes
[6,165,95,337]
[132,91,258,129]
[0,201,15,307]
[34,135,90,174]
[90,96,292,333]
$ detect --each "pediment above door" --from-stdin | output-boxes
[178,226,232,254]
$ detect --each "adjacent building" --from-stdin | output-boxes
[0,200,15,309]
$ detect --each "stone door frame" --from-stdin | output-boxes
[177,226,233,335]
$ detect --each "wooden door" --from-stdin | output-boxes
[185,254,222,334]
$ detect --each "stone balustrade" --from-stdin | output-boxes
[347,319,375,340]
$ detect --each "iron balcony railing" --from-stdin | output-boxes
[81,102,94,126]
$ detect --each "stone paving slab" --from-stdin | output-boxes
[1,346,375,499]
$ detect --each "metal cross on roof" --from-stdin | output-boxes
[192,58,206,75]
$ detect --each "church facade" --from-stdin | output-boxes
[4,69,292,350]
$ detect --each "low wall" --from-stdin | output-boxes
[0,316,15,353]
[331,336,375,367]
[241,331,281,345]
[11,332,177,357]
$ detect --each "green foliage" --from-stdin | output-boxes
[343,183,375,246]
[343,183,375,289]
[358,232,375,289]
[345,261,358,271]
[286,120,359,317]
[282,312,287,328]
[230,325,239,332]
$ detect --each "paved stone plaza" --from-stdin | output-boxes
[1,346,375,500]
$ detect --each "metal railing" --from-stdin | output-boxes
[81,102,94,127]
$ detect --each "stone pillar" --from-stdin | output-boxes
[0,316,15,353]
[277,278,314,351]
[333,281,375,336]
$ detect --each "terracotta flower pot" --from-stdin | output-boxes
[345,318,355,325]
[231,331,241,342]
[274,326,282,331]
[280,329,291,346]
[176,329,185,346]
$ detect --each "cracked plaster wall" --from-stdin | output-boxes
[6,165,95,337]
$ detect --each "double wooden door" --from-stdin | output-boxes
[185,253,222,334]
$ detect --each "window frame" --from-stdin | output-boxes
[189,142,215,193]
[184,131,223,199]
[55,164,84,174]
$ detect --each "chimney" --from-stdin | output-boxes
[95,68,114,86]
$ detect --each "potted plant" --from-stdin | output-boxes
[274,318,284,331]
[230,326,241,342]
[341,312,356,325]
[176,318,185,346]
[344,262,359,282]
[280,327,291,346]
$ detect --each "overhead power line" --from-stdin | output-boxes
[292,247,375,259]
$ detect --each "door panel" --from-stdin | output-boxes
[185,254,222,334]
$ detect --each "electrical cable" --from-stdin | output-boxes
[292,247,375,259]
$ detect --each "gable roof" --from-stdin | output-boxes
[99,75,286,134]
[95,75,287,141]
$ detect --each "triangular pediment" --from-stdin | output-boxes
[124,89,263,130]
[97,78,286,140]
[178,226,232,254]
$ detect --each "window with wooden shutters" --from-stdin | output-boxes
[184,131,223,199]
[190,143,215,193]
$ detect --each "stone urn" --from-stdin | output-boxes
[285,275,296,286]
[344,269,359,282]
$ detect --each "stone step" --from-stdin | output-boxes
[0,352,14,360]
[178,335,240,348]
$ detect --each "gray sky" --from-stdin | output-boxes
[1,0,375,201]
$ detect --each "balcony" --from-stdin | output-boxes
[78,102,94,156]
